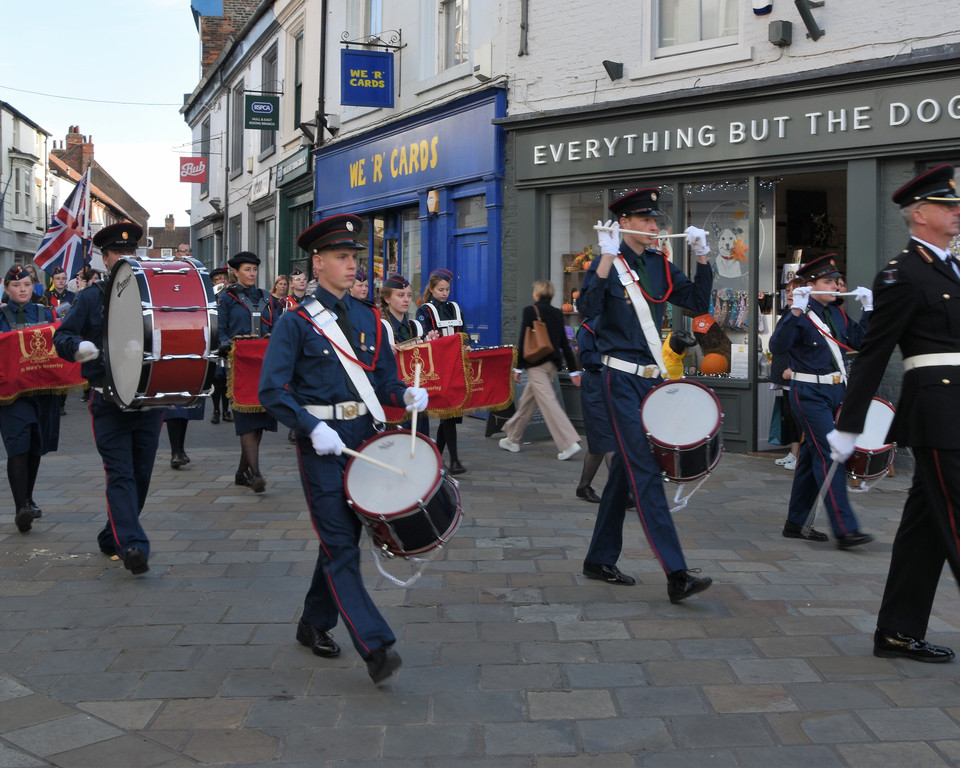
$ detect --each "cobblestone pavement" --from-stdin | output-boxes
[1,393,959,767]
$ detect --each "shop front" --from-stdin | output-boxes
[276,147,314,277]
[501,58,960,452]
[312,88,506,347]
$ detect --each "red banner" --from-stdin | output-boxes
[462,346,516,413]
[228,337,269,413]
[180,157,207,183]
[383,333,470,422]
[0,323,83,405]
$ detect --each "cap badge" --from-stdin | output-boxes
[650,192,658,201]
[346,221,354,231]
[122,232,129,240]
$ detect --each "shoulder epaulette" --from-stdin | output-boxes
[916,245,935,264]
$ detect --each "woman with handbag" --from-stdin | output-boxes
[499,280,582,460]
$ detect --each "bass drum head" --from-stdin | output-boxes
[104,258,147,408]
[856,397,895,450]
[345,431,442,517]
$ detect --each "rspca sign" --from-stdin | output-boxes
[244,94,280,130]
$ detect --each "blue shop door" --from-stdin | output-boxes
[453,231,498,347]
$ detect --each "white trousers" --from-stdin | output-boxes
[504,361,580,451]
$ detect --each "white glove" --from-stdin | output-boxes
[404,386,429,412]
[852,286,873,311]
[684,226,709,256]
[597,219,620,256]
[791,286,812,312]
[827,429,858,463]
[75,340,99,362]
[309,421,344,456]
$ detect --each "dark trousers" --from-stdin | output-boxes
[584,368,686,575]
[785,382,860,536]
[90,392,163,557]
[298,417,395,660]
[877,447,960,638]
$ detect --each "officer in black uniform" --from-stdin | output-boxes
[578,188,713,603]
[259,214,428,684]
[53,222,161,575]
[831,163,960,663]
[770,253,874,548]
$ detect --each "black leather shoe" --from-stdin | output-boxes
[28,500,42,519]
[874,628,955,663]
[366,646,402,684]
[210,411,220,425]
[99,543,118,556]
[180,452,190,465]
[222,410,234,423]
[14,506,33,533]
[249,474,266,493]
[667,569,712,604]
[449,461,467,475]
[837,530,874,550]
[782,522,828,542]
[235,470,251,487]
[122,547,149,575]
[171,454,187,469]
[296,619,341,658]
[576,485,602,503]
[583,562,636,585]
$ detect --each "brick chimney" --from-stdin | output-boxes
[57,126,95,173]
[165,214,175,230]
[199,0,260,78]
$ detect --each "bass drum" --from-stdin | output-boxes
[345,430,462,557]
[846,397,896,480]
[103,258,218,409]
[640,379,723,482]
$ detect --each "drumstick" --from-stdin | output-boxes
[410,362,421,458]
[341,447,407,477]
[802,458,839,538]
[593,225,688,239]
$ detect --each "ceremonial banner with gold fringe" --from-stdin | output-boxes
[0,323,83,405]
[461,346,516,414]
[383,333,470,422]
[228,337,269,413]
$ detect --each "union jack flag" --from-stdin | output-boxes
[33,168,92,278]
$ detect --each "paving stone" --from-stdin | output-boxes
[857,707,960,741]
[0,693,75,732]
[181,728,279,764]
[702,684,797,714]
[483,721,577,756]
[735,744,845,767]
[0,743,46,768]
[580,716,673,753]
[4,713,123,755]
[835,740,950,767]
[383,723,478,758]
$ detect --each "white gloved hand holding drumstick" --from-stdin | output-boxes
[827,429,857,463]
[74,340,99,363]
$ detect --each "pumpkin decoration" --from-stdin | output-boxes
[561,303,575,313]
[700,352,729,376]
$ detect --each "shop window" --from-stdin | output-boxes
[402,207,422,299]
[260,46,278,158]
[257,217,276,279]
[228,215,242,257]
[293,32,304,129]
[656,0,738,57]
[441,0,468,70]
[455,194,485,229]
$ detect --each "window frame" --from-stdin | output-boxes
[259,45,278,159]
[230,80,245,180]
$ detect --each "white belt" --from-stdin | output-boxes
[792,372,843,385]
[305,402,369,421]
[601,355,660,378]
[903,352,960,371]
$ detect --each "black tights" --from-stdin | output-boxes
[7,453,41,510]
[167,419,188,455]
[578,451,613,489]
[212,377,229,413]
[435,419,459,463]
[239,429,264,476]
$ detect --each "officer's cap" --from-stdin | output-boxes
[429,267,454,282]
[93,222,143,251]
[297,214,365,253]
[609,188,662,218]
[4,264,30,285]
[383,272,409,290]
[797,253,842,282]
[227,251,260,270]
[892,164,959,208]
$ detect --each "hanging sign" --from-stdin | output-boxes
[245,94,280,130]
[180,157,207,183]
[341,49,394,109]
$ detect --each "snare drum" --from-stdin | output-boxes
[846,397,896,480]
[640,380,723,482]
[345,430,462,557]
[103,258,218,409]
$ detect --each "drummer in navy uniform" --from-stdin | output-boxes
[769,253,874,548]
[578,188,713,602]
[1,265,61,532]
[829,163,960,663]
[217,251,280,492]
[574,318,612,504]
[53,222,161,575]
[416,268,468,474]
[259,214,428,684]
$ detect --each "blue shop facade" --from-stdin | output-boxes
[311,88,506,347]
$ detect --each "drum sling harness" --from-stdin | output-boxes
[612,254,668,378]
[302,297,386,423]
[803,310,847,385]
[420,301,463,337]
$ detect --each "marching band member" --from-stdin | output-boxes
[349,267,369,300]
[574,318,612,504]
[416,268,468,475]
[579,188,713,602]
[258,214,428,684]
[41,267,76,316]
[1,265,60,533]
[831,164,960,663]
[53,222,161,575]
[769,253,873,548]
[285,267,309,307]
[379,272,429,346]
[209,266,230,424]
[217,251,280,492]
